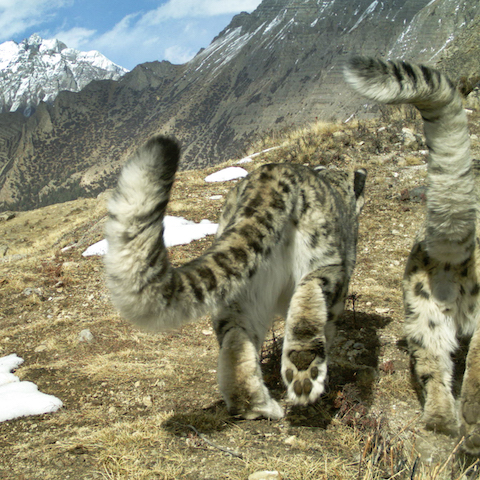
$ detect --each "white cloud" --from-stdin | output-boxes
[0,0,70,42]
[55,26,96,49]
[164,44,197,64]
[149,0,262,20]
[52,0,262,69]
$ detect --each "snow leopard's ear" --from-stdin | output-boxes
[353,168,367,200]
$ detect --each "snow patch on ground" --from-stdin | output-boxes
[82,216,219,256]
[0,354,63,422]
[204,167,248,183]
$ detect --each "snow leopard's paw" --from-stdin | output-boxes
[282,347,327,405]
[461,400,480,454]
[241,397,284,420]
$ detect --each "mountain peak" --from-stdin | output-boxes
[25,33,45,46]
[0,35,128,116]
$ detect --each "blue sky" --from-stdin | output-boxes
[0,0,263,70]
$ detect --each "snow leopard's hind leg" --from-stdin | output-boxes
[460,324,480,454]
[214,304,284,420]
[281,265,347,405]
[403,249,459,435]
[406,322,458,436]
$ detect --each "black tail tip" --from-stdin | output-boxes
[144,135,181,159]
[137,135,182,177]
[354,168,367,200]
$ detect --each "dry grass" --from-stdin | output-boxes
[1,107,480,480]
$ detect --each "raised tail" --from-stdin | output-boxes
[105,136,292,331]
[345,57,476,264]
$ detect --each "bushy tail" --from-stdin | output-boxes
[105,136,281,331]
[345,57,476,263]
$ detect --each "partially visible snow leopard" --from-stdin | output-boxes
[345,57,480,453]
[105,136,367,420]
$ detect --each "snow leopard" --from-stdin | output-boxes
[345,56,480,453]
[104,135,367,420]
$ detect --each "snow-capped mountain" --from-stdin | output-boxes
[0,34,128,116]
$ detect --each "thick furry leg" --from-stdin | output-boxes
[282,267,345,405]
[214,312,283,420]
[405,299,459,435]
[460,326,480,454]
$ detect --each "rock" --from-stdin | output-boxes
[284,435,297,445]
[23,287,43,297]
[401,127,418,147]
[248,471,282,480]
[399,189,410,201]
[34,344,48,353]
[409,186,427,203]
[400,186,426,203]
[78,329,94,343]
[0,212,16,222]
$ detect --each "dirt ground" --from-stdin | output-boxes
[1,112,480,480]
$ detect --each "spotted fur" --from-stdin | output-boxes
[105,135,366,419]
[345,56,480,452]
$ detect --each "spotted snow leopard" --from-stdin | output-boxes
[345,56,480,453]
[104,135,367,420]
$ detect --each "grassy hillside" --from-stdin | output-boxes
[1,107,480,479]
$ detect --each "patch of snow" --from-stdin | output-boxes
[264,12,287,34]
[348,0,379,33]
[163,216,218,246]
[193,25,261,77]
[269,18,295,44]
[429,34,455,61]
[0,354,63,422]
[237,157,254,164]
[204,167,248,183]
[82,216,219,257]
[237,146,281,164]
[0,40,19,70]
[344,113,356,124]
[388,22,415,58]
[82,239,108,256]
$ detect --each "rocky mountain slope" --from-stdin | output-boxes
[0,0,478,211]
[0,34,128,116]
